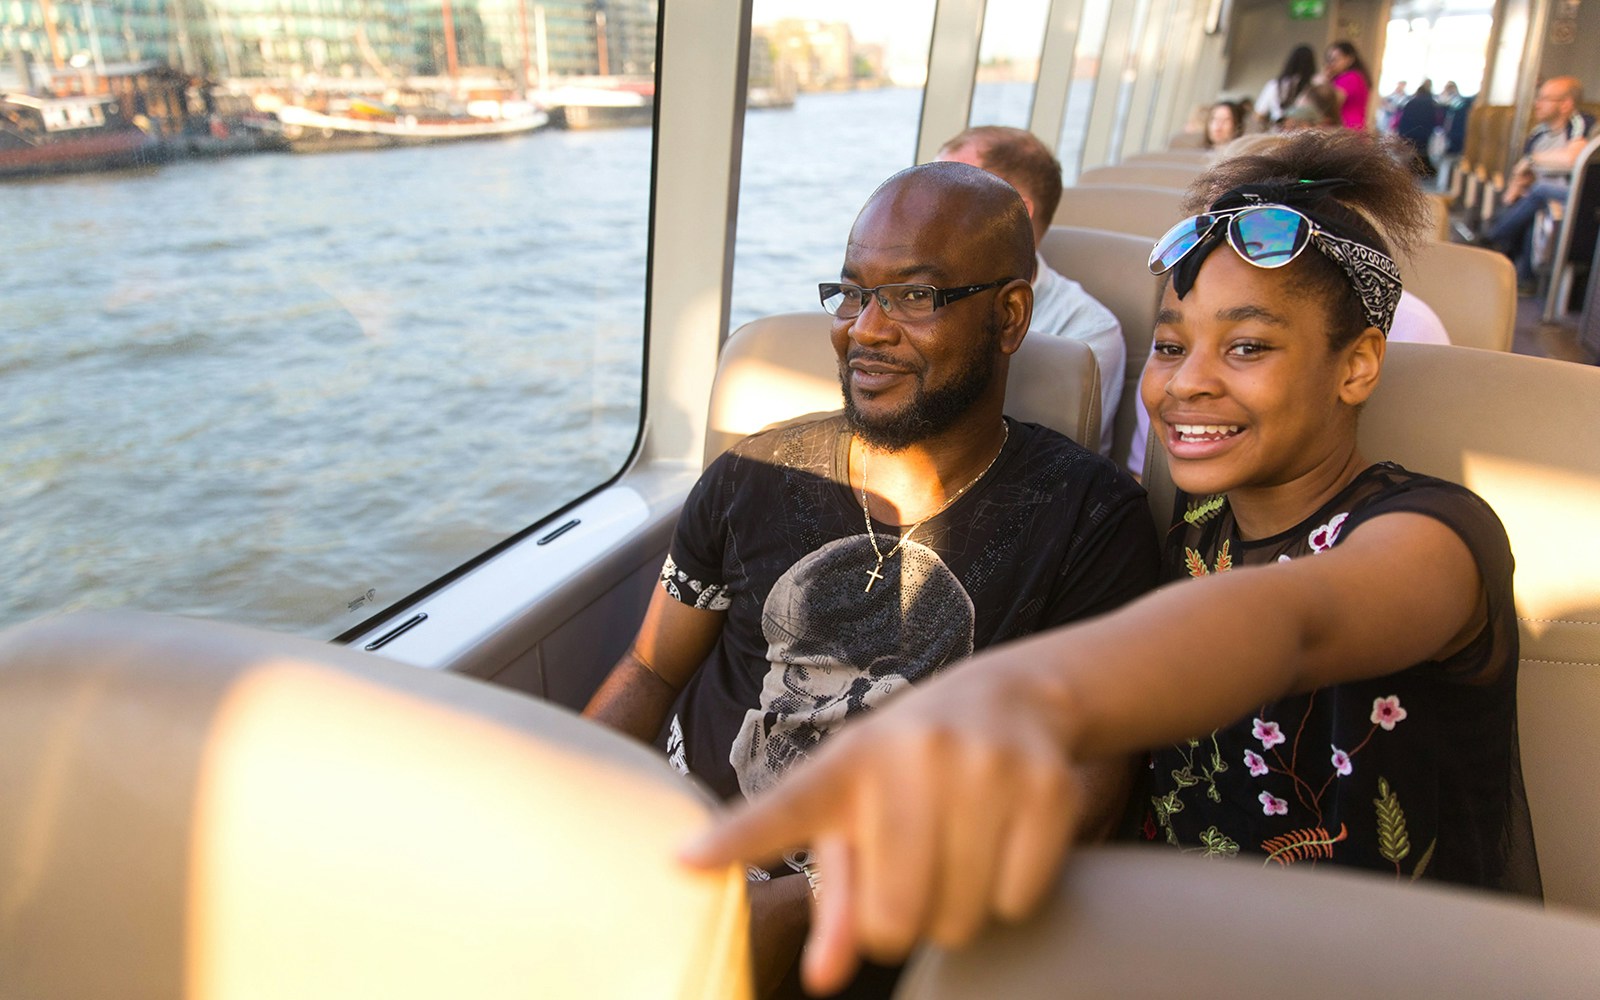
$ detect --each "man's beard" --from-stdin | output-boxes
[841,318,1000,452]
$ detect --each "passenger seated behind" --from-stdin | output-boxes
[936,126,1125,457]
[585,161,1159,997]
[685,131,1542,997]
[1482,76,1597,286]
[1204,100,1246,148]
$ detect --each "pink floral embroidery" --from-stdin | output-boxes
[1370,695,1408,731]
[1308,512,1350,553]
[1258,791,1289,816]
[1252,717,1286,749]
[1330,746,1352,776]
[1244,749,1269,777]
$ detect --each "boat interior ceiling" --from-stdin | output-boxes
[9,0,1600,986]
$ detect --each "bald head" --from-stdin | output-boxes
[850,161,1037,283]
[936,126,1064,245]
[1535,76,1583,125]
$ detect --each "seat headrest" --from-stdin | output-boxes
[704,312,1099,465]
[0,612,751,1000]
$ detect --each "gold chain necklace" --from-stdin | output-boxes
[857,421,1009,593]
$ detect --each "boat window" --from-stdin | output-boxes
[1379,5,1495,100]
[1054,0,1113,183]
[0,2,660,638]
[730,1,937,330]
[967,0,1050,129]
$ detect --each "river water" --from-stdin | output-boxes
[1,83,1041,637]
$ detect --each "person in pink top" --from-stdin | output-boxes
[1324,40,1373,130]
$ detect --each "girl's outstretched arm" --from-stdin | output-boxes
[680,511,1483,994]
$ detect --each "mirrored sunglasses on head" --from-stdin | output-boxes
[1147,204,1323,275]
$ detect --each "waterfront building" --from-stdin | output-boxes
[763,18,856,93]
[0,0,656,91]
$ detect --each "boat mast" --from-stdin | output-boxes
[37,0,66,71]
[441,0,460,96]
[534,4,549,92]
[517,0,531,97]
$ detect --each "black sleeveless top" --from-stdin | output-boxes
[1131,463,1541,898]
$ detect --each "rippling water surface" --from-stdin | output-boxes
[1,83,1033,637]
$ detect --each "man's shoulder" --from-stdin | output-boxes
[718,412,847,467]
[1005,419,1144,501]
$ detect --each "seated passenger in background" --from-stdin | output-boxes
[1482,76,1597,286]
[684,132,1540,997]
[936,126,1124,456]
[1204,100,1246,148]
[585,160,1159,997]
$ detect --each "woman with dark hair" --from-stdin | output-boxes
[1324,39,1373,129]
[1204,101,1246,148]
[1254,44,1317,124]
[686,130,1541,997]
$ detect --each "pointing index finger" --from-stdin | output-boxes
[678,763,847,869]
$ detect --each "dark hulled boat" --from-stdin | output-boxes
[0,93,158,178]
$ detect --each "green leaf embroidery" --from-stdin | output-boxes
[1170,765,1200,788]
[1410,838,1437,881]
[1184,494,1227,525]
[1198,826,1240,857]
[1374,776,1411,864]
[1152,791,1184,846]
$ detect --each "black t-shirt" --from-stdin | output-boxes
[1132,463,1542,898]
[660,414,1160,803]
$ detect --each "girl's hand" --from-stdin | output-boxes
[680,663,1082,995]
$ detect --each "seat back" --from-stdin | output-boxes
[1144,344,1600,915]
[1424,191,1453,241]
[1543,134,1600,321]
[0,612,752,1000]
[1166,130,1206,150]
[1126,149,1210,165]
[704,312,1100,464]
[1052,184,1187,239]
[1077,162,1202,189]
[895,846,1600,999]
[1399,241,1516,351]
[1038,226,1164,473]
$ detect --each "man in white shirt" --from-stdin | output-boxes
[937,126,1125,456]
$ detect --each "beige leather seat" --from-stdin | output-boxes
[1543,134,1600,321]
[1052,184,1187,239]
[1126,149,1210,166]
[1425,191,1453,241]
[1077,162,1202,189]
[0,612,751,1000]
[704,311,1100,464]
[1145,343,1600,916]
[896,846,1600,998]
[1038,226,1164,473]
[1400,241,1517,352]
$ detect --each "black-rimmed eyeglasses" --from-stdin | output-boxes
[818,279,1012,320]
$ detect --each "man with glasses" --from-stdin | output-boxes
[1482,76,1597,287]
[936,126,1124,457]
[583,161,1157,997]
